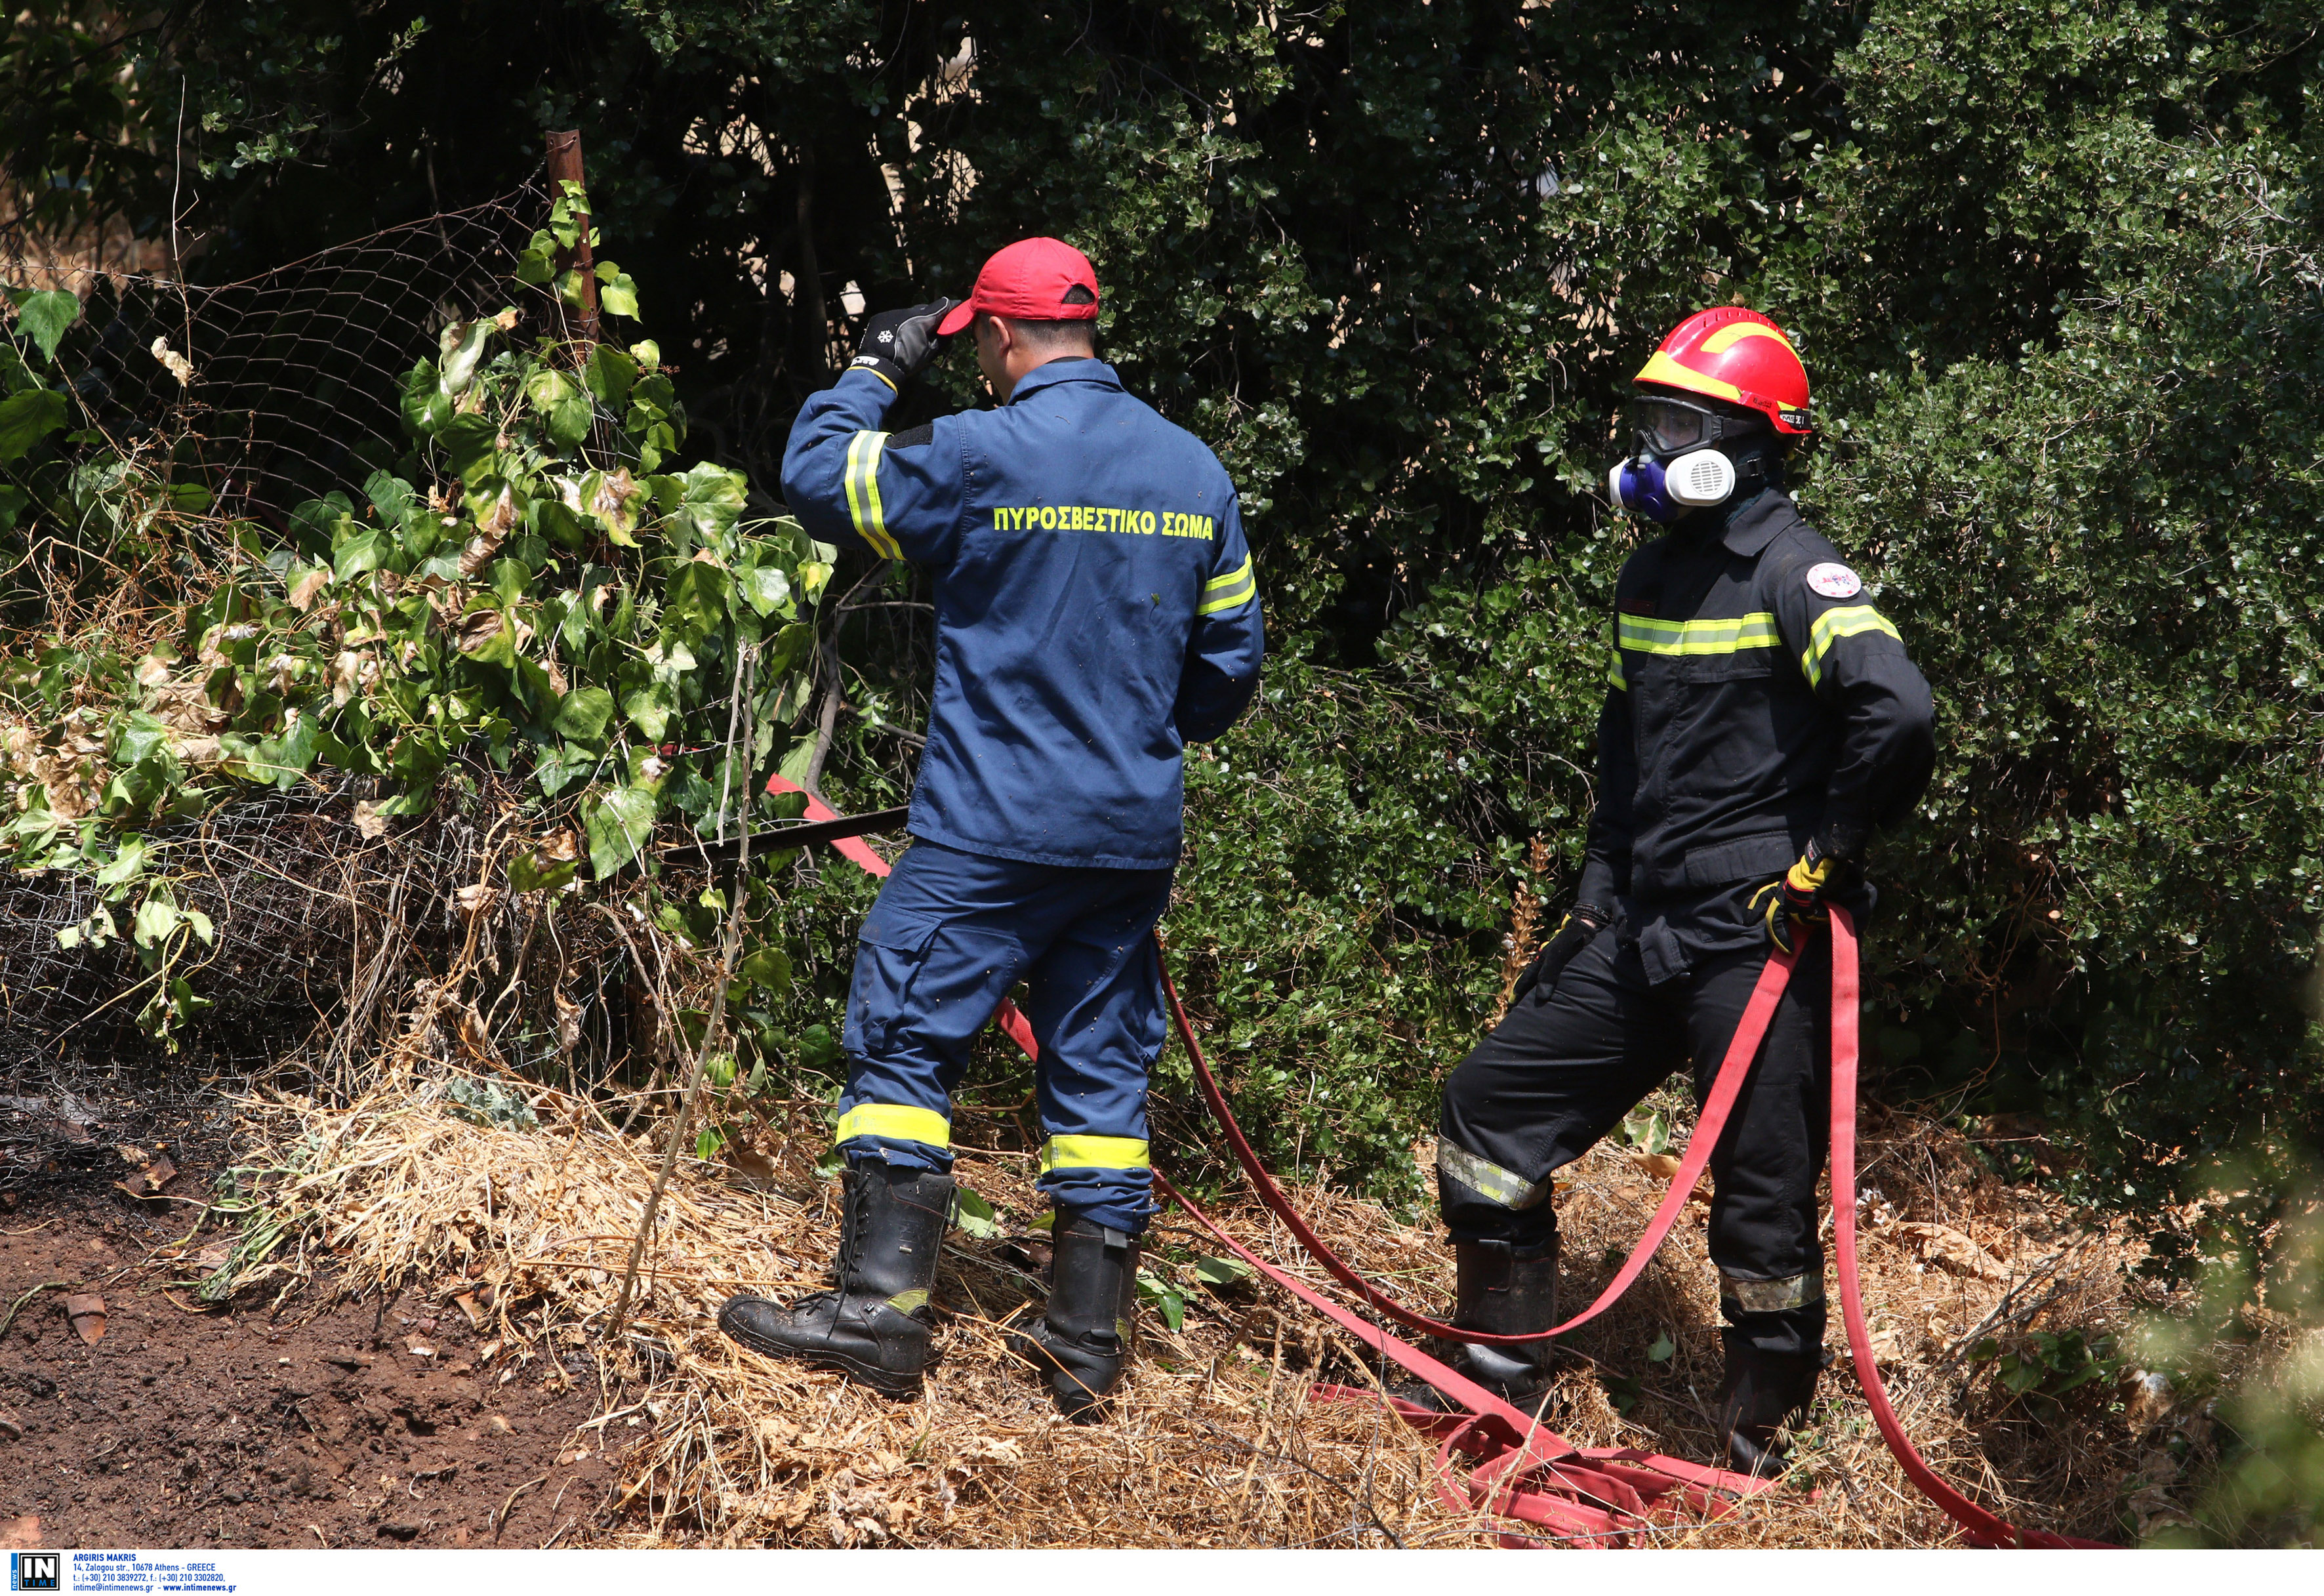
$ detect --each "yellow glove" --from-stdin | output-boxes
[1752,846,1841,955]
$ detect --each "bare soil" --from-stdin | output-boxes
[0,1063,2174,1550]
[0,1179,625,1549]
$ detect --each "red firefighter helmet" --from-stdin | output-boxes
[1632,306,1812,435]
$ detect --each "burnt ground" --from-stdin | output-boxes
[1,1149,630,1549]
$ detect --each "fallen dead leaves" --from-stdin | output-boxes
[1890,1221,2012,1282]
[223,1074,2158,1549]
[454,1289,491,1331]
[115,1149,178,1201]
[148,335,195,386]
[1629,1149,1712,1204]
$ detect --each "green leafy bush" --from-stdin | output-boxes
[1,197,826,1045]
[6,2,2322,1229]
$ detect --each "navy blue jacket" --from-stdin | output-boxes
[781,360,1265,868]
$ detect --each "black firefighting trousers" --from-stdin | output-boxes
[1437,920,1831,1359]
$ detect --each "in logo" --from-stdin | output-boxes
[10,1553,60,1592]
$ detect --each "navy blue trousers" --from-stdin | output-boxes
[835,839,1174,1234]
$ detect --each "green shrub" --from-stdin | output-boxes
[7,1,2322,1221]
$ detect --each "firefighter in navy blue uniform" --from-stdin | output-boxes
[1429,308,1935,1471]
[718,238,1264,1420]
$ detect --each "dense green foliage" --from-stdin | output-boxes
[5,2,2322,1231]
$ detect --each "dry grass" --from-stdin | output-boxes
[221,1063,2165,1549]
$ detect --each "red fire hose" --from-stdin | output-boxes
[1154,941,1798,1349]
[1160,905,2108,1549]
[757,776,2106,1545]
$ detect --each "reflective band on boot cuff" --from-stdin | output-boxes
[1436,1136,1552,1211]
[1719,1269,1825,1313]
[834,1103,952,1150]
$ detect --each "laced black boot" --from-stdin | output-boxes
[1009,1210,1139,1423]
[1713,1337,1824,1476]
[719,1162,954,1399]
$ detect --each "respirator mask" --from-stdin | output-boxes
[1607,395,1762,523]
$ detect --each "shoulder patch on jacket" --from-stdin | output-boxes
[1804,562,1862,600]
[888,423,936,450]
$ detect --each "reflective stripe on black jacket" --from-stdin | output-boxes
[1575,487,1936,983]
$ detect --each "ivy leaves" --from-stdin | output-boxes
[438,316,495,395]
[514,182,643,323]
[525,367,593,450]
[595,261,641,319]
[585,783,657,876]
[9,288,80,363]
[0,235,838,1062]
[7,255,827,940]
[0,289,79,491]
[297,302,823,859]
[0,388,66,463]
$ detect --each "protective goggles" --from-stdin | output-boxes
[1626,394,1751,457]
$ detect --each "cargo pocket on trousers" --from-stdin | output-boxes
[846,914,941,1059]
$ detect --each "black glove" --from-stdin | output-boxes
[1751,838,1848,956]
[848,297,958,391]
[1509,903,1610,1006]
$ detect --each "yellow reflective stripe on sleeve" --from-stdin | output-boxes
[1198,554,1255,615]
[1204,555,1253,591]
[1607,651,1627,691]
[842,430,901,560]
[1039,1134,1152,1173]
[1616,611,1780,655]
[832,1102,950,1149]
[1798,604,1902,687]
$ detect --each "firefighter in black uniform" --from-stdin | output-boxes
[1430,307,1937,1471]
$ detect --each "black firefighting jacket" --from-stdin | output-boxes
[1576,487,1936,983]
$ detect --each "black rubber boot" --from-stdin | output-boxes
[1714,1338,1823,1476]
[718,1162,953,1399]
[1392,1237,1560,1410]
[1009,1210,1139,1423]
[1448,1237,1560,1399]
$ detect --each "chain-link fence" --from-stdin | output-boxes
[14,176,556,529]
[0,174,623,1134]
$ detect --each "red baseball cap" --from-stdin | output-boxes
[935,237,1101,335]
